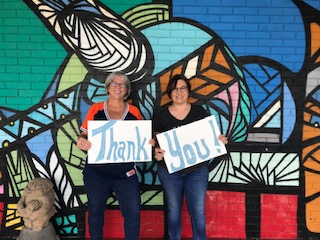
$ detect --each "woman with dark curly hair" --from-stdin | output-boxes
[153,74,228,240]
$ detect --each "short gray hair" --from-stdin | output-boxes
[105,71,131,100]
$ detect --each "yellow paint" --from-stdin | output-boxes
[5,204,22,230]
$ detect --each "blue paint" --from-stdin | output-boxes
[141,22,212,75]
[282,82,296,143]
[172,0,305,73]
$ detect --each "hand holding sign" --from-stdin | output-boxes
[156,115,227,173]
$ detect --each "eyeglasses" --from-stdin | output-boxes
[110,81,127,88]
[172,86,188,93]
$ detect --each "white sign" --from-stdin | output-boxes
[156,115,227,173]
[87,120,152,164]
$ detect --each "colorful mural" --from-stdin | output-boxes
[0,0,320,239]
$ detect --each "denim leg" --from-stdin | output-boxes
[157,166,184,240]
[84,178,111,240]
[113,175,140,240]
[184,166,209,240]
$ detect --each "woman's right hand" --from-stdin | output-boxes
[77,137,92,151]
[154,147,165,161]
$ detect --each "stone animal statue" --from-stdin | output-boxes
[17,177,56,231]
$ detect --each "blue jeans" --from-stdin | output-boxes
[157,165,209,240]
[84,172,140,240]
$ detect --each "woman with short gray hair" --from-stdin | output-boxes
[77,71,142,240]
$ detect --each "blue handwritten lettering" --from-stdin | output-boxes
[193,139,210,159]
[183,144,196,164]
[164,131,185,172]
[127,141,135,160]
[117,141,126,161]
[163,118,220,172]
[208,119,222,153]
[106,127,118,161]
[92,121,116,161]
[91,121,148,162]
[135,126,148,160]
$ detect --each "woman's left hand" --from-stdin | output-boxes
[154,147,165,161]
[218,135,228,145]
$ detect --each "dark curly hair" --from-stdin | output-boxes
[165,74,191,99]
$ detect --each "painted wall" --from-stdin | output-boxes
[0,0,320,239]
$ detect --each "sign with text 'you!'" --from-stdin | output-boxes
[87,120,152,164]
[156,115,227,173]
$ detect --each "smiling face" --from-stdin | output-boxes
[107,75,128,100]
[170,79,189,104]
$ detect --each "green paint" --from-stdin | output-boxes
[0,0,67,111]
[101,0,151,14]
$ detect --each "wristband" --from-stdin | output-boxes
[78,134,87,140]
